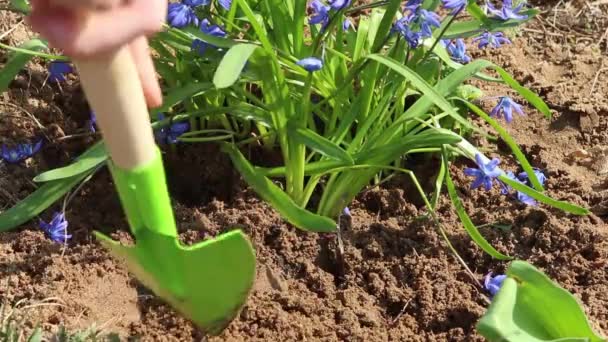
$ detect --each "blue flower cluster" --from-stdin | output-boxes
[464,153,547,207]
[309,0,353,31]
[1,140,43,164]
[501,168,547,206]
[48,61,73,83]
[484,273,506,297]
[154,113,191,145]
[490,96,525,123]
[167,0,227,55]
[40,212,72,244]
[391,0,526,52]
[392,0,441,48]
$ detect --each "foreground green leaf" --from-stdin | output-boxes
[0,170,94,232]
[499,176,590,216]
[34,143,107,182]
[0,39,48,92]
[477,260,605,342]
[214,44,258,89]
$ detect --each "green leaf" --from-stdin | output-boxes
[499,176,590,216]
[477,260,605,342]
[156,81,213,113]
[10,0,30,14]
[214,44,258,89]
[34,143,107,182]
[180,26,237,49]
[493,66,551,119]
[366,54,476,131]
[0,170,95,232]
[292,127,354,165]
[443,152,512,260]
[371,0,402,52]
[27,327,42,342]
[443,9,538,39]
[357,130,462,164]
[0,39,48,92]
[221,143,337,232]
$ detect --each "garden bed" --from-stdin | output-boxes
[1,1,607,340]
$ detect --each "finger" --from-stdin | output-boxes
[28,0,166,58]
[129,37,163,109]
[48,0,123,10]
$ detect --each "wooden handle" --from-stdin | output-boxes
[75,46,156,170]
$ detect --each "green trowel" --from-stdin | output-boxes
[73,45,256,335]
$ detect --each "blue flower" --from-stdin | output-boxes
[296,57,324,72]
[1,140,43,164]
[192,19,226,55]
[342,18,352,31]
[518,168,547,186]
[184,0,209,5]
[89,111,97,133]
[48,61,72,83]
[473,31,511,49]
[490,96,525,123]
[500,170,539,206]
[484,273,507,297]
[310,0,330,27]
[445,38,471,63]
[218,0,231,10]
[464,153,502,191]
[167,0,208,28]
[442,0,467,14]
[329,0,350,10]
[343,207,351,217]
[404,0,423,13]
[40,212,72,244]
[486,0,528,21]
[418,9,441,37]
[155,114,190,145]
[1,145,24,163]
[19,140,43,158]
[393,17,422,48]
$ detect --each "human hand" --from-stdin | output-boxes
[28,0,167,108]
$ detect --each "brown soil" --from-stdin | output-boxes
[1,2,608,341]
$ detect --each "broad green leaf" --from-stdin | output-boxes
[443,153,512,260]
[499,176,590,216]
[292,127,354,165]
[10,0,30,13]
[221,143,337,232]
[0,39,48,92]
[214,44,258,89]
[477,260,605,342]
[0,170,94,232]
[34,143,107,182]
[353,16,369,61]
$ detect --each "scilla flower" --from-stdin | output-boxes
[297,57,324,72]
[490,96,525,123]
[484,273,507,297]
[464,153,502,191]
[40,212,72,244]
